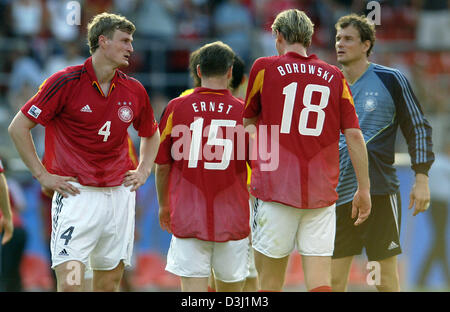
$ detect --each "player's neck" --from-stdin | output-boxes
[341,57,370,85]
[283,44,307,57]
[201,77,229,90]
[91,54,117,84]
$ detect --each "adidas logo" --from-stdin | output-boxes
[59,249,69,256]
[80,105,92,113]
[388,241,399,250]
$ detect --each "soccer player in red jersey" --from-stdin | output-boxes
[0,157,27,291]
[156,41,250,292]
[8,13,160,292]
[180,50,258,292]
[243,9,371,292]
[0,158,13,246]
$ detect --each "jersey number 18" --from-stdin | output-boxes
[280,83,330,136]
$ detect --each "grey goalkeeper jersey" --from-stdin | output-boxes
[337,63,434,206]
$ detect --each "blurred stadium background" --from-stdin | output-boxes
[0,0,448,292]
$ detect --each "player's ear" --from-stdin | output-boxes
[196,64,202,79]
[362,40,371,55]
[227,66,233,80]
[241,74,247,86]
[98,34,108,49]
[276,30,284,44]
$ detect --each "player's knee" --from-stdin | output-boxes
[216,280,245,292]
[57,281,83,292]
[94,274,122,291]
[376,257,400,292]
[376,282,400,292]
[93,279,120,292]
[258,273,285,291]
[331,275,347,292]
[243,277,259,292]
[331,270,348,291]
[376,274,400,292]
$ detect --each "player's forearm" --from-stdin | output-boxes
[136,129,160,178]
[345,128,370,191]
[0,173,12,218]
[155,164,171,209]
[8,112,47,179]
[243,116,258,128]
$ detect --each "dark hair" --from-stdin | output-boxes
[87,12,135,54]
[188,49,201,87]
[230,55,245,91]
[335,14,376,57]
[197,41,235,78]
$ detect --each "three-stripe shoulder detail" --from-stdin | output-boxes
[42,69,85,104]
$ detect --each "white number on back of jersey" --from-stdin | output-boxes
[188,118,203,168]
[98,121,111,142]
[188,118,236,170]
[280,83,330,136]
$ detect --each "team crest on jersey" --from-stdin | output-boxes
[118,106,133,123]
[364,92,378,112]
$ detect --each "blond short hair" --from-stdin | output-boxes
[87,12,135,54]
[271,9,314,47]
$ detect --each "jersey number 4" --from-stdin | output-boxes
[60,226,74,245]
[280,83,330,136]
[98,121,111,142]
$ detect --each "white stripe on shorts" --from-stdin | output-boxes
[390,194,399,236]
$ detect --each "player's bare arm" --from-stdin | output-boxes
[409,173,430,216]
[243,116,259,128]
[344,128,371,225]
[123,129,160,192]
[155,163,172,233]
[0,172,13,245]
[8,111,80,198]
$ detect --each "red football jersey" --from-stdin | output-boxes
[21,57,158,187]
[244,52,359,209]
[0,157,23,227]
[156,87,249,242]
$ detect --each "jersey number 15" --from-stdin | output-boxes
[188,118,236,170]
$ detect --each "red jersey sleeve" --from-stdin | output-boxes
[338,70,360,132]
[155,101,175,165]
[0,158,4,173]
[21,69,73,126]
[243,58,265,118]
[132,82,158,137]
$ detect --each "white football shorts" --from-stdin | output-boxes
[251,199,336,258]
[50,182,135,271]
[166,236,250,283]
[247,243,257,278]
[248,197,257,278]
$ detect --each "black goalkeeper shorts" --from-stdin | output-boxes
[333,192,402,261]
